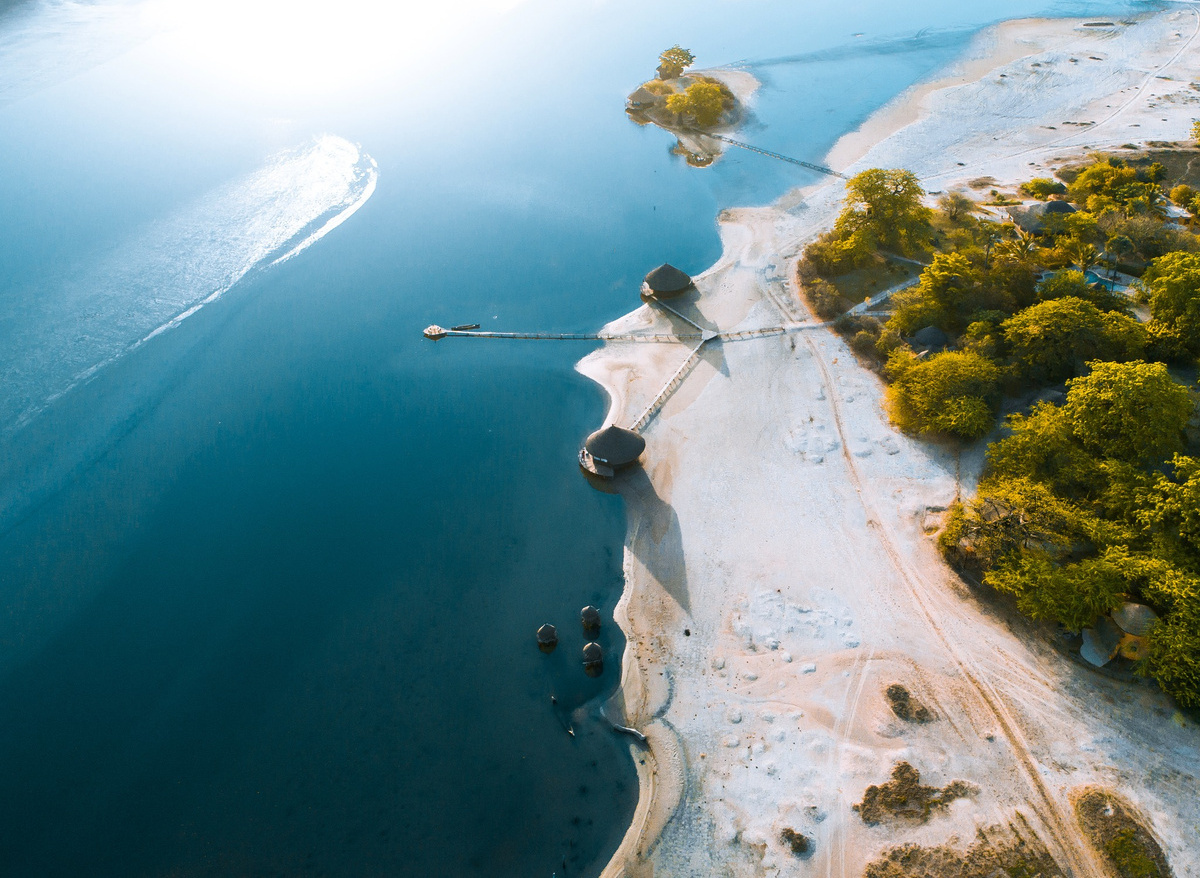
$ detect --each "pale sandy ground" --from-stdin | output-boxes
[580,9,1200,878]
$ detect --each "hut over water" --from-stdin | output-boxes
[641,263,694,299]
[579,425,646,478]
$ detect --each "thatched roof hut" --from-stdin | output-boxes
[1080,616,1123,666]
[1008,199,1076,233]
[537,623,558,653]
[585,425,646,469]
[582,642,604,676]
[581,605,601,633]
[627,86,660,109]
[641,263,694,298]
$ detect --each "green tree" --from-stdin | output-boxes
[1069,158,1138,204]
[940,476,1101,569]
[986,403,1102,499]
[665,80,728,128]
[1062,237,1101,273]
[997,227,1039,264]
[1140,250,1200,358]
[657,45,695,79]
[840,168,931,255]
[1064,360,1192,465]
[1170,184,1196,208]
[888,251,976,334]
[1001,297,1146,384]
[1143,456,1200,558]
[1142,601,1200,709]
[937,191,974,222]
[986,554,1125,629]
[1020,178,1067,200]
[885,349,1000,439]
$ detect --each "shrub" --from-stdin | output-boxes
[1169,183,1196,208]
[885,350,1000,439]
[1064,360,1192,465]
[1140,250,1200,359]
[804,279,850,319]
[1001,297,1146,384]
[1020,178,1067,200]
[986,554,1125,630]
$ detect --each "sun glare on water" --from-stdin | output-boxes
[142,0,524,99]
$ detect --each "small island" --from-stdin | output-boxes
[626,45,746,166]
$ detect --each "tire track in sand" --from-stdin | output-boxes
[795,321,1107,878]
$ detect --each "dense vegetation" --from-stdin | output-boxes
[799,152,1200,708]
[629,46,736,132]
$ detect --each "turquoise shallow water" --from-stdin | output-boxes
[0,0,1147,875]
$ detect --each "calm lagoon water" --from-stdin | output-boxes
[0,0,1146,874]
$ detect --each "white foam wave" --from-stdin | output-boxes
[0,134,378,434]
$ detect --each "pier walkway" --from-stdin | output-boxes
[707,134,846,179]
[423,304,827,432]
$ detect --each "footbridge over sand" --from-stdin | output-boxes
[423,299,821,436]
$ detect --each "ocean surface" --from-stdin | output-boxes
[0,0,1147,875]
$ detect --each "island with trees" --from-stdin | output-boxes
[798,148,1200,711]
[626,45,743,166]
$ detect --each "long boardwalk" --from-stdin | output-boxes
[707,134,846,179]
[424,308,822,433]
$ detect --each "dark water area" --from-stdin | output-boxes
[0,0,1147,875]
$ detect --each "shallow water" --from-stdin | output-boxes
[0,0,1146,875]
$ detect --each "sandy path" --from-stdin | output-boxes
[583,10,1200,878]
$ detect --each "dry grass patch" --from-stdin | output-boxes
[855,762,974,824]
[1074,787,1171,878]
[863,821,1066,878]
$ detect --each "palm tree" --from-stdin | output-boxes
[1063,238,1100,274]
[997,228,1039,264]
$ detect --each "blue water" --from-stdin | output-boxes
[0,0,1147,875]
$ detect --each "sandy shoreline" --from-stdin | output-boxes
[585,9,1200,878]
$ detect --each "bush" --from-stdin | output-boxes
[1140,250,1200,359]
[1020,178,1067,200]
[1142,602,1200,709]
[986,554,1125,629]
[804,279,850,319]
[1064,360,1192,465]
[885,350,1000,439]
[1169,183,1196,208]
[1001,297,1146,384]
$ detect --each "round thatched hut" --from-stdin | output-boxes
[582,642,604,677]
[537,624,558,653]
[581,605,601,634]
[641,263,694,299]
[579,425,646,478]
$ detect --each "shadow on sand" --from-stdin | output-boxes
[615,465,689,616]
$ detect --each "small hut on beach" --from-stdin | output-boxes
[641,263,694,299]
[579,425,646,478]
[627,86,661,110]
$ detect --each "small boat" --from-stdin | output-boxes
[450,323,480,331]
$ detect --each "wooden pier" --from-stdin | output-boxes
[706,134,847,179]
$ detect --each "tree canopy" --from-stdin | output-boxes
[838,168,931,255]
[1140,250,1200,359]
[885,350,1000,439]
[657,45,695,79]
[1001,297,1145,384]
[665,80,727,128]
[1063,360,1192,465]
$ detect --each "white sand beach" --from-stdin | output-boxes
[582,9,1200,878]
